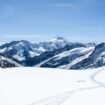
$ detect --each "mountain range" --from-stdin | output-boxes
[0,36,105,69]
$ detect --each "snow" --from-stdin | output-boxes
[66,51,92,69]
[36,47,94,68]
[0,37,71,61]
[62,88,105,105]
[0,55,23,67]
[50,36,69,44]
[55,47,94,60]
[0,48,6,53]
[29,51,40,57]
[13,54,25,61]
[58,47,94,69]
[50,36,70,48]
[0,67,105,105]
[38,47,46,52]
[100,51,105,56]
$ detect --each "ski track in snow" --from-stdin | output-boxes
[29,69,105,105]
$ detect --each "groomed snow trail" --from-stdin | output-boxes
[30,68,105,105]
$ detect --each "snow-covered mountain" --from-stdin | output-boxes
[0,40,42,61]
[23,43,86,66]
[0,53,23,68]
[34,43,105,69]
[38,46,94,69]
[70,43,105,69]
[0,36,71,61]
[1,36,105,69]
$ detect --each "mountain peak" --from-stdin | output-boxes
[51,36,68,43]
[56,36,66,40]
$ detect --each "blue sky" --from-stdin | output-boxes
[0,0,105,43]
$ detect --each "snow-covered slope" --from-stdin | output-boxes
[71,43,105,69]
[39,47,94,69]
[0,54,23,68]
[0,67,105,105]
